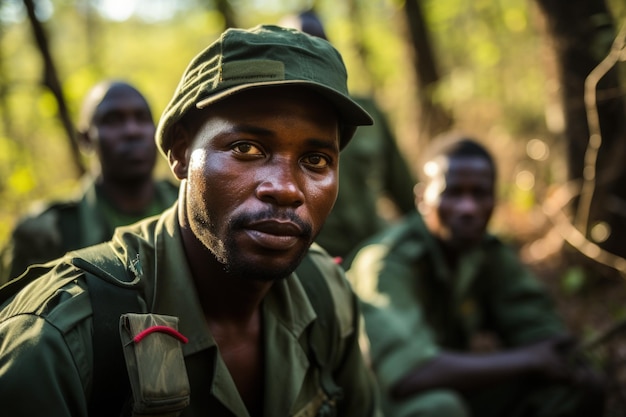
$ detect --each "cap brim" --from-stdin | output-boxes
[196,80,374,128]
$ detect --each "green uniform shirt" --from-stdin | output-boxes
[345,212,564,392]
[314,97,415,259]
[0,178,179,284]
[0,205,381,417]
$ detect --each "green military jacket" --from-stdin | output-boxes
[0,205,381,417]
[314,96,415,259]
[345,212,564,391]
[0,178,179,284]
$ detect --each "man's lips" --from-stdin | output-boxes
[243,219,305,251]
[452,219,485,242]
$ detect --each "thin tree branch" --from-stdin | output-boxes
[23,0,85,177]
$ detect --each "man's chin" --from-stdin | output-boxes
[454,236,482,251]
[221,233,311,281]
[223,251,307,282]
[225,263,299,282]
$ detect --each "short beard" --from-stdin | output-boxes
[221,241,309,282]
[191,207,313,282]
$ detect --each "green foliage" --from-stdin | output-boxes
[561,266,587,295]
[1,0,625,251]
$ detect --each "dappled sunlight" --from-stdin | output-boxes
[94,0,191,23]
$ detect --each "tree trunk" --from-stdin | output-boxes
[345,0,378,92]
[83,0,103,76]
[534,0,626,262]
[214,0,237,30]
[23,0,85,177]
[0,20,14,141]
[402,0,453,145]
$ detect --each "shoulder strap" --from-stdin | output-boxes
[0,245,143,416]
[0,264,52,307]
[86,271,141,417]
[296,255,343,413]
[71,245,144,417]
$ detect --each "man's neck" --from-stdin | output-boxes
[97,177,156,214]
[179,223,273,325]
[435,238,462,271]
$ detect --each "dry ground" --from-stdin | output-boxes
[520,240,626,416]
[495,188,626,416]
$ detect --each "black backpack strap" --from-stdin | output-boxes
[71,245,144,417]
[296,254,343,415]
[85,271,141,417]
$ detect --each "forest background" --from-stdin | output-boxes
[1,0,626,412]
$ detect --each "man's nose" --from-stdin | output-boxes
[456,194,480,215]
[255,160,305,207]
[123,117,152,138]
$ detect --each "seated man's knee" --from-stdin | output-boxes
[384,389,470,417]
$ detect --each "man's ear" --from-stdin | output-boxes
[168,124,191,180]
[77,130,94,153]
[413,182,424,203]
[413,182,427,215]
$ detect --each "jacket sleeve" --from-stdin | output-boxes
[0,266,95,416]
[377,107,416,215]
[309,247,383,417]
[0,314,91,416]
[2,209,65,284]
[331,280,384,417]
[482,242,565,346]
[345,243,439,393]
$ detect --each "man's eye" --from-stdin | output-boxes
[135,111,153,123]
[443,188,462,198]
[101,113,124,126]
[473,188,492,199]
[302,154,329,169]
[232,143,263,155]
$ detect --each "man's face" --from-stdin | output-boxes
[419,155,495,251]
[89,85,157,183]
[173,87,340,280]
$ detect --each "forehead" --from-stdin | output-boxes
[447,156,492,173]
[444,156,494,184]
[95,86,149,115]
[425,153,492,176]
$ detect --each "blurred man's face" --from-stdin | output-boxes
[419,155,495,251]
[90,85,157,183]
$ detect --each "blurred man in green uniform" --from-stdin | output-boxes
[280,10,416,260]
[345,134,605,417]
[0,25,382,417]
[0,80,178,284]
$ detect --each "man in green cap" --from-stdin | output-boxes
[344,134,606,417]
[0,25,381,417]
[0,80,178,284]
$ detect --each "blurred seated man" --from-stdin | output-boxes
[0,80,178,283]
[344,133,606,417]
[280,10,416,260]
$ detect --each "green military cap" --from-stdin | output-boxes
[156,24,373,157]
